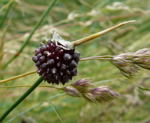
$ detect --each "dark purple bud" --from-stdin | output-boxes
[71,68,77,76]
[51,68,57,74]
[57,62,61,67]
[61,64,67,70]
[35,61,40,67]
[47,59,54,66]
[73,52,80,62]
[32,56,38,62]
[35,48,41,55]
[39,56,45,62]
[63,53,72,61]
[41,63,47,68]
[70,60,77,67]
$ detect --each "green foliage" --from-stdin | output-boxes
[0,0,150,122]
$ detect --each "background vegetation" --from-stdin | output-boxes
[0,0,150,122]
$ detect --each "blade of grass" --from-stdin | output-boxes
[3,0,58,69]
[0,27,8,70]
[0,0,14,28]
[0,1,13,70]
[0,77,44,122]
[50,102,64,123]
[0,0,14,12]
[139,86,150,91]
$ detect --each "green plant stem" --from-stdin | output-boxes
[0,0,14,28]
[3,0,58,69]
[0,77,44,122]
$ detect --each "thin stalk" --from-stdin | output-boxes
[80,56,113,61]
[0,71,36,84]
[0,27,8,69]
[3,0,58,69]
[72,20,136,47]
[0,85,63,90]
[0,77,44,122]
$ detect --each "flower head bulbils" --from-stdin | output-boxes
[32,33,80,84]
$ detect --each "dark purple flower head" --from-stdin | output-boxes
[32,39,80,85]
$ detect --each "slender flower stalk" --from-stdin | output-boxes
[80,56,113,61]
[0,77,44,122]
[3,0,58,69]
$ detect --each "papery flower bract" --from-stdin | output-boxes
[132,48,150,70]
[64,86,81,97]
[71,79,91,93]
[111,53,139,77]
[84,86,119,103]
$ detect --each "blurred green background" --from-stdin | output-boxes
[0,0,150,122]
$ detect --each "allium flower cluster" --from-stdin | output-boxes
[32,40,80,85]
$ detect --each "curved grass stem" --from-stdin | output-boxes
[3,0,58,69]
[72,20,136,47]
[0,71,36,84]
[0,77,44,122]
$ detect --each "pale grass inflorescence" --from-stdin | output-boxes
[64,79,119,103]
[111,48,150,77]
